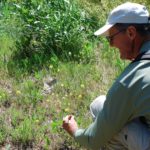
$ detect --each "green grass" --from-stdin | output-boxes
[0,59,119,149]
[0,0,148,149]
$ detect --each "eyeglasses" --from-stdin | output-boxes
[106,29,125,43]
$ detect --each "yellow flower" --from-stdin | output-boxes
[80,84,85,88]
[78,94,82,99]
[69,92,73,96]
[68,52,72,56]
[64,108,70,112]
[35,120,39,123]
[61,84,64,87]
[49,65,53,69]
[16,90,21,95]
[46,99,50,102]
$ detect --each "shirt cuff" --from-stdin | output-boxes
[74,128,85,138]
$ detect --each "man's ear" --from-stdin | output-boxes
[126,26,137,40]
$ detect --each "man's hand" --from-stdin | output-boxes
[62,115,78,136]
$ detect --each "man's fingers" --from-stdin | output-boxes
[63,115,74,124]
[63,116,70,125]
[68,115,73,120]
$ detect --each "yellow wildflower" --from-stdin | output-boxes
[80,84,85,88]
[49,65,53,69]
[16,90,21,95]
[61,84,64,87]
[35,120,39,123]
[78,94,82,99]
[64,108,70,112]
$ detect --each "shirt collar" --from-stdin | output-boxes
[140,41,150,53]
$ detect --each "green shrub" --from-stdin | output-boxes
[8,0,99,74]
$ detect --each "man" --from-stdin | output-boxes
[62,2,150,150]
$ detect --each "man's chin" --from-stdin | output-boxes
[120,55,132,61]
[120,55,126,60]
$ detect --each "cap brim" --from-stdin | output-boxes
[94,24,114,36]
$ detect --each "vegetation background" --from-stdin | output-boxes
[0,0,149,149]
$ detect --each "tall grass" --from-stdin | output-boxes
[5,0,99,76]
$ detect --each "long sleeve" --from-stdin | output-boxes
[74,82,133,150]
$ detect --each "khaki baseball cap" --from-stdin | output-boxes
[94,2,149,36]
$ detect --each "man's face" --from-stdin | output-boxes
[107,26,135,60]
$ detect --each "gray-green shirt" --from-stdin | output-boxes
[74,41,150,150]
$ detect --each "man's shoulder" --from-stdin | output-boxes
[116,61,150,87]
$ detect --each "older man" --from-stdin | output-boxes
[63,2,150,150]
